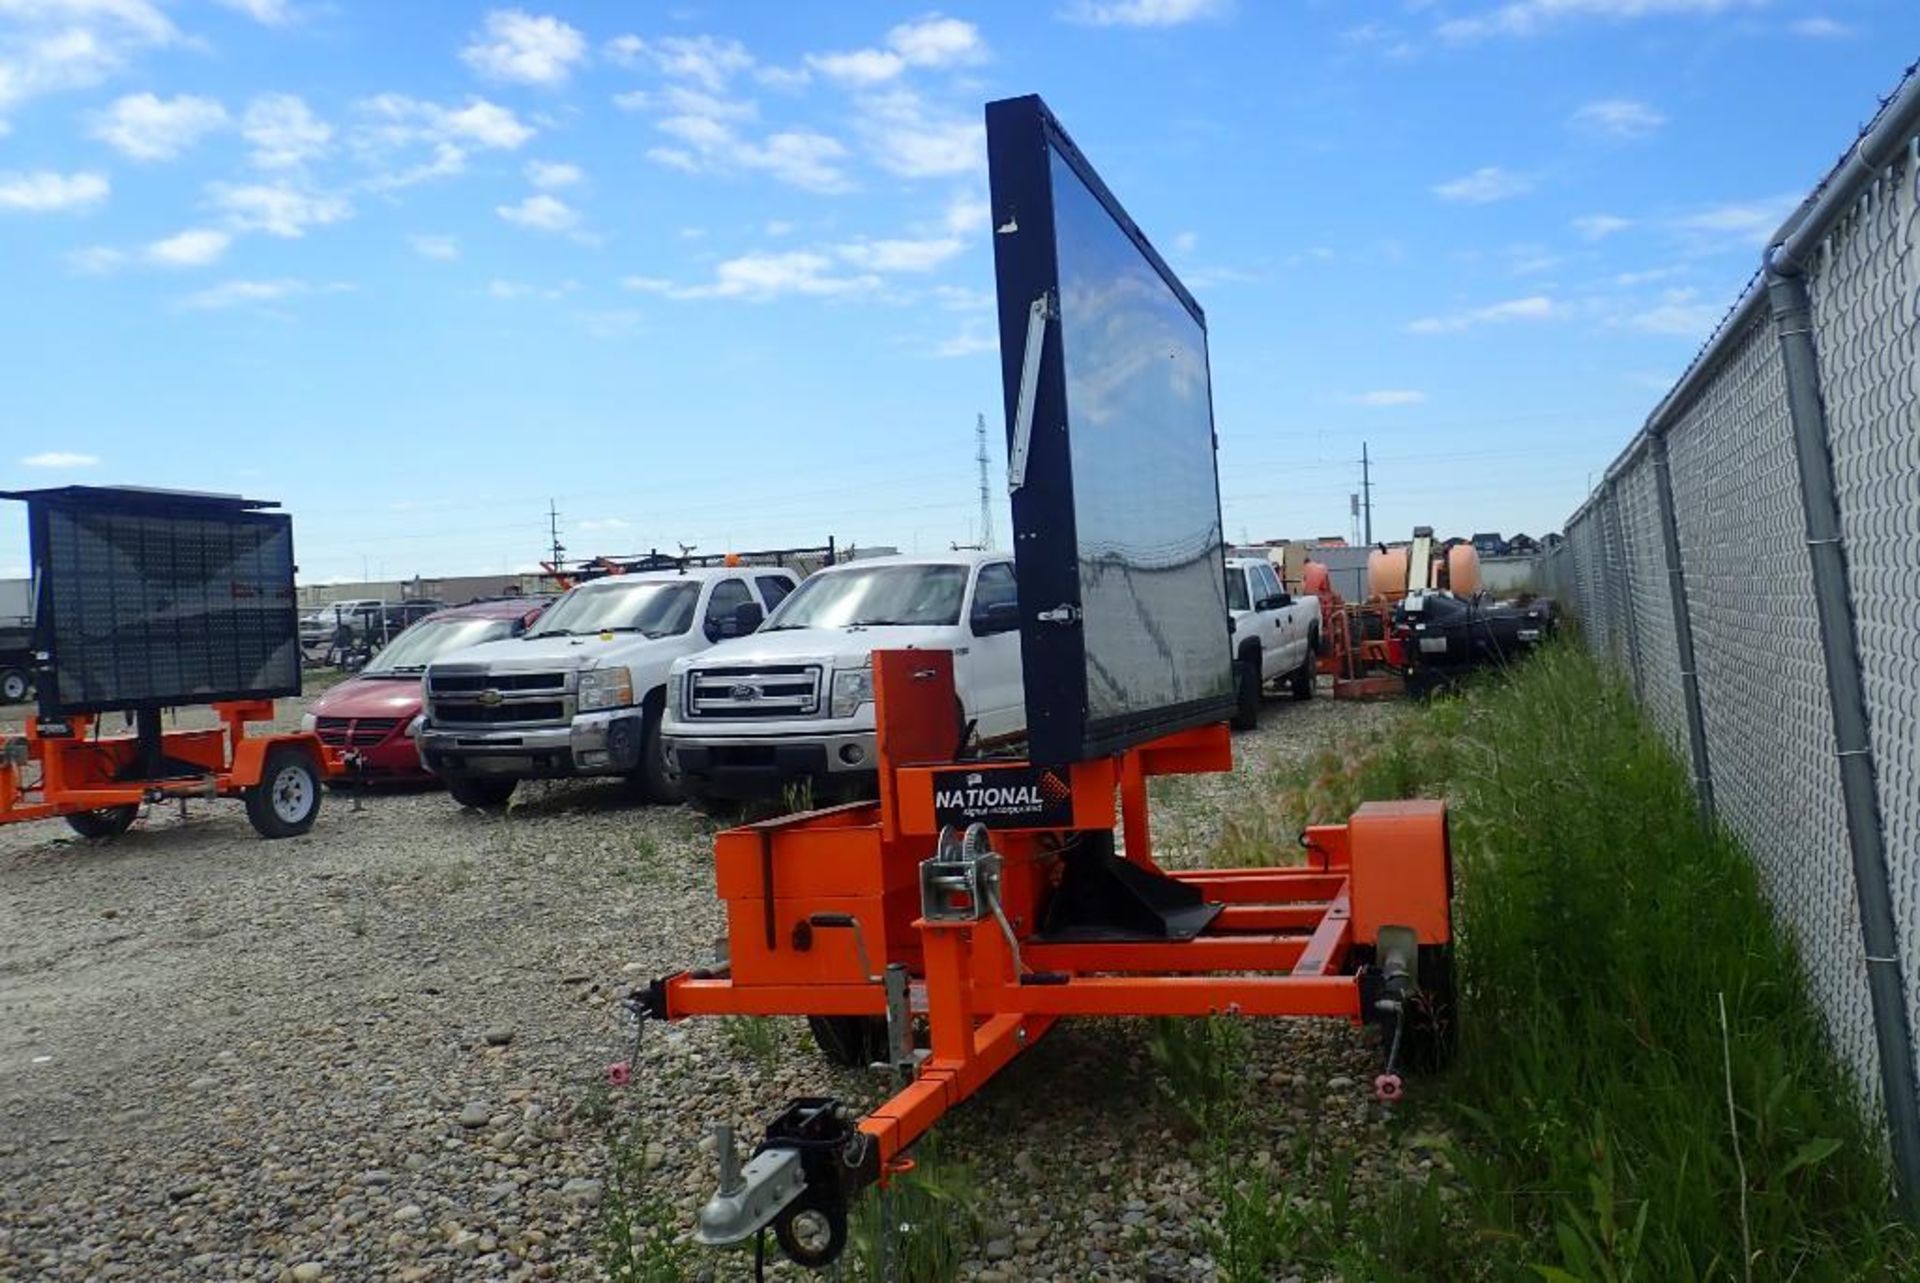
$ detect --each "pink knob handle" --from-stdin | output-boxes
[605,1061,632,1087]
[1372,1072,1403,1102]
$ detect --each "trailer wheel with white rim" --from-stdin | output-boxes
[245,745,322,839]
[0,667,29,703]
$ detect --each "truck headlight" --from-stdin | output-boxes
[406,713,425,738]
[300,712,318,733]
[669,669,686,717]
[578,667,635,712]
[830,667,873,719]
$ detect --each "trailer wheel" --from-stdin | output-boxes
[807,1015,889,1068]
[774,1189,848,1269]
[0,668,29,704]
[65,805,138,840]
[245,746,322,838]
[446,774,516,810]
[1401,944,1458,1073]
[1230,656,1261,731]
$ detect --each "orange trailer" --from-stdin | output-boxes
[1,701,340,840]
[637,650,1456,1268]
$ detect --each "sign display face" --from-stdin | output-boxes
[17,489,300,714]
[986,94,1232,764]
[931,763,1075,829]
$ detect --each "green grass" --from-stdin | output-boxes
[1246,642,1914,1280]
[846,1140,985,1282]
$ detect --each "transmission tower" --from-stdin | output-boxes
[975,412,995,550]
[547,498,565,566]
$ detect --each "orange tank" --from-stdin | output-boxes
[1302,560,1335,604]
[1367,547,1409,601]
[1444,544,1481,596]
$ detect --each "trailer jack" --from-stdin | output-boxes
[694,1098,877,1270]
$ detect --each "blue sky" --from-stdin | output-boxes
[0,0,1910,583]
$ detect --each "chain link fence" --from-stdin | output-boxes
[1541,65,1920,1191]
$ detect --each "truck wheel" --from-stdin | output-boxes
[65,805,138,840]
[1290,657,1315,701]
[808,1015,890,1069]
[0,668,28,703]
[629,701,682,805]
[245,746,323,839]
[446,774,516,810]
[1230,656,1261,731]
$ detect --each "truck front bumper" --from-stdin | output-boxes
[418,708,647,779]
[666,731,877,801]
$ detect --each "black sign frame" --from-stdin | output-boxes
[985,93,1233,765]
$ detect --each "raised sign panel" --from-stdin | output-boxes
[986,94,1232,764]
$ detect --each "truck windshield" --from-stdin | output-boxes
[765,565,968,629]
[362,617,514,675]
[1224,568,1250,612]
[526,581,698,639]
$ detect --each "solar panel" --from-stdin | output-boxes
[9,487,300,714]
[986,94,1233,764]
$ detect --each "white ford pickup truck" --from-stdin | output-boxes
[1226,555,1320,729]
[417,566,797,809]
[663,551,1024,807]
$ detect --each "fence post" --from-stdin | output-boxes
[1766,262,1920,1208]
[1646,433,1715,823]
[1601,483,1644,690]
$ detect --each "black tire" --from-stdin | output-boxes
[807,1015,889,1068]
[1230,655,1261,731]
[1290,656,1315,701]
[773,1189,848,1269]
[446,774,516,810]
[0,667,29,704]
[628,699,682,805]
[65,805,138,840]
[245,745,323,839]
[1401,944,1458,1073]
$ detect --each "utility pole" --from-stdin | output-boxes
[974,412,995,550]
[1360,442,1374,546]
[547,498,565,568]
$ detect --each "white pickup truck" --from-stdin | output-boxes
[1226,555,1320,729]
[417,566,798,809]
[663,551,1024,807]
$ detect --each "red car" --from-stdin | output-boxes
[303,599,549,782]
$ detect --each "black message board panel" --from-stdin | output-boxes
[31,500,299,715]
[986,94,1233,765]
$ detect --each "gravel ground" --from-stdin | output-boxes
[0,683,1418,1282]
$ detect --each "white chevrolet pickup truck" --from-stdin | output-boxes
[663,551,1024,807]
[417,566,797,809]
[1226,555,1320,729]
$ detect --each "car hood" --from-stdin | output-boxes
[429,632,674,672]
[674,624,959,673]
[311,675,424,719]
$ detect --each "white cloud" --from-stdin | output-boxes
[1173,230,1199,253]
[837,236,965,273]
[886,14,988,66]
[354,94,535,188]
[180,277,349,311]
[526,159,582,188]
[645,112,852,193]
[1346,389,1428,406]
[90,92,227,160]
[0,0,182,125]
[216,0,299,23]
[1432,166,1533,203]
[808,48,906,85]
[1574,213,1633,240]
[437,97,536,148]
[20,450,99,468]
[945,193,990,235]
[497,192,578,233]
[1626,289,1721,336]
[1440,0,1756,41]
[211,181,352,237]
[461,9,586,86]
[624,251,881,301]
[934,323,997,358]
[68,245,127,274]
[0,169,109,212]
[860,88,983,179]
[1063,0,1230,26]
[932,284,993,311]
[1408,295,1555,334]
[765,219,795,237]
[1672,195,1798,247]
[605,33,754,90]
[1570,97,1666,139]
[1790,16,1854,37]
[409,233,459,261]
[146,227,230,267]
[242,93,330,167]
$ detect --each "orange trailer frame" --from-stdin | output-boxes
[0,700,344,840]
[639,650,1455,1268]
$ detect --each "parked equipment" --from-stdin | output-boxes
[630,94,1457,1272]
[0,486,341,840]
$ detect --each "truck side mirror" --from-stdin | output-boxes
[974,601,1020,635]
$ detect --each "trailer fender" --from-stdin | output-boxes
[230,733,323,788]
